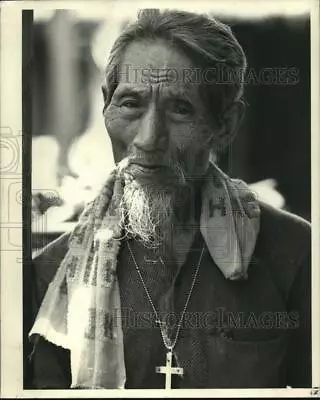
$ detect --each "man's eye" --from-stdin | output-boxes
[120,99,141,109]
[168,100,194,117]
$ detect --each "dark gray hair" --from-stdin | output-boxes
[103,8,247,123]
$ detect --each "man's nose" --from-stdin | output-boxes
[133,104,168,152]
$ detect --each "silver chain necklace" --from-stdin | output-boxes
[126,241,205,389]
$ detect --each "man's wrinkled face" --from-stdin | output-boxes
[104,39,218,246]
[104,39,217,189]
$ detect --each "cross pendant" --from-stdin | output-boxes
[155,351,183,389]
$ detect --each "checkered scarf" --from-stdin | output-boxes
[29,162,260,389]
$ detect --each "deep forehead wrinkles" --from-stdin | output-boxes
[144,68,174,85]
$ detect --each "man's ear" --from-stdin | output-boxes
[215,100,245,151]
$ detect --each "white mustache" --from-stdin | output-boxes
[117,155,188,186]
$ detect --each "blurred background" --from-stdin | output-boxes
[31,6,311,252]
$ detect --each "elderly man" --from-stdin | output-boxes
[29,9,311,389]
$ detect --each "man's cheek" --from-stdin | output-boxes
[170,124,197,149]
[104,121,129,163]
[180,145,210,177]
[105,112,133,145]
[171,146,194,177]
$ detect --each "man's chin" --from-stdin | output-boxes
[120,174,176,248]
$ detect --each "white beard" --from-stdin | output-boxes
[120,175,176,248]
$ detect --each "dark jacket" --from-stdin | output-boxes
[28,201,311,389]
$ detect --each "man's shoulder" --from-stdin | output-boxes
[258,201,311,252]
[253,201,311,302]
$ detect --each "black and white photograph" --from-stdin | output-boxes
[0,0,319,396]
